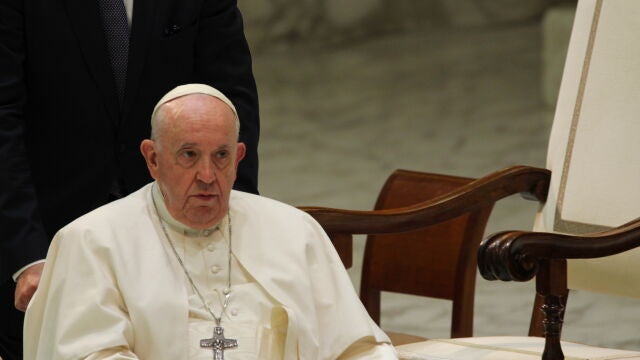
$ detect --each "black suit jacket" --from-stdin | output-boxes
[0,0,260,281]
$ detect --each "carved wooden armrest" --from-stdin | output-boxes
[477,217,640,360]
[479,217,640,281]
[299,165,550,268]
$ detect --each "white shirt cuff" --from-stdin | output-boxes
[13,260,46,282]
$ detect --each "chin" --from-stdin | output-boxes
[186,212,222,227]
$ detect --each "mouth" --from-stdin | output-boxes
[193,194,217,201]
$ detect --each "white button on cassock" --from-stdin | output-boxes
[210,265,221,274]
[207,243,216,252]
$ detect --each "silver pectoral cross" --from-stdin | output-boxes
[200,326,238,360]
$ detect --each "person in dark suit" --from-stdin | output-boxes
[0,0,259,358]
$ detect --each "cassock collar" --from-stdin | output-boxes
[151,182,222,237]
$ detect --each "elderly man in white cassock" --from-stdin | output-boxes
[23,84,397,359]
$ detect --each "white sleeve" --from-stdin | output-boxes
[24,228,138,360]
[12,259,46,282]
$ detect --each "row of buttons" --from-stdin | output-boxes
[205,243,220,276]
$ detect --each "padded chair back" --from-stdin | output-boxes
[360,170,493,338]
[533,0,640,299]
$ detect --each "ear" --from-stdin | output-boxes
[234,142,246,171]
[140,139,160,180]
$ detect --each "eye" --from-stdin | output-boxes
[182,150,197,159]
[212,149,232,168]
[176,148,199,167]
[215,150,229,159]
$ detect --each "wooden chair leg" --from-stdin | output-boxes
[529,291,568,337]
[537,259,568,360]
[542,294,565,360]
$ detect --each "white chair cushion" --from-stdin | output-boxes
[395,336,640,360]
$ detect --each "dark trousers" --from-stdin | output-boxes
[0,279,23,360]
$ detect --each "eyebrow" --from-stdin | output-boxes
[176,143,233,151]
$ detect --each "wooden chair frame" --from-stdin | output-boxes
[300,165,550,339]
[301,166,550,268]
[316,164,640,359]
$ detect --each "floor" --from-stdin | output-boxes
[251,20,640,350]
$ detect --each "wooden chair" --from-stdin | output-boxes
[301,166,549,345]
[360,170,493,344]
[388,166,640,360]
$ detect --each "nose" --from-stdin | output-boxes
[196,159,216,184]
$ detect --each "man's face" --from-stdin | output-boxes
[141,95,245,229]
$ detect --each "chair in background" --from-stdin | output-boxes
[391,167,640,359]
[360,170,493,344]
[301,166,550,345]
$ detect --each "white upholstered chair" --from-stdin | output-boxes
[394,0,640,359]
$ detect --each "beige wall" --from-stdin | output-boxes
[239,0,557,50]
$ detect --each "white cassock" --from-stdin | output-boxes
[24,183,396,359]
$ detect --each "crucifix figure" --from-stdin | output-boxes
[200,326,238,360]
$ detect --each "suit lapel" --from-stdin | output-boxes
[122,0,155,120]
[62,0,120,124]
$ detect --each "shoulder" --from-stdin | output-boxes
[230,191,328,250]
[230,190,311,221]
[56,184,152,244]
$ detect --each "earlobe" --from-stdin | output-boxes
[235,143,246,167]
[140,139,159,179]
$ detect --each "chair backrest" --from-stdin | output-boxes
[382,2,640,356]
[533,0,640,299]
[301,166,552,340]
[359,169,494,338]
